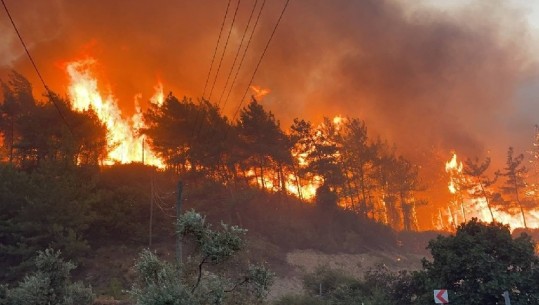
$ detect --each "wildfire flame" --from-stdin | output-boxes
[64,59,322,200]
[250,85,270,100]
[66,58,164,168]
[442,152,539,230]
[445,153,463,194]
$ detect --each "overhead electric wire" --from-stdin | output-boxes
[220,0,266,111]
[192,0,243,144]
[216,0,259,106]
[192,0,263,143]
[201,0,233,100]
[190,0,290,162]
[207,0,242,101]
[190,0,234,145]
[231,0,290,122]
[1,0,73,135]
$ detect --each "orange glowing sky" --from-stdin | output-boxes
[3,0,539,229]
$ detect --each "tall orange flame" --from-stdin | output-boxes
[442,152,539,230]
[66,58,164,168]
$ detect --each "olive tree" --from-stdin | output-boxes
[130,210,273,305]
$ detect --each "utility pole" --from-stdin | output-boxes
[142,137,145,165]
[148,175,154,248]
[176,180,184,265]
[503,291,511,305]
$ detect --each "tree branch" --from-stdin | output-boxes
[192,255,208,293]
[224,277,249,293]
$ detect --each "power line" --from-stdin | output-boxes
[193,0,263,142]
[217,0,260,107]
[1,0,73,135]
[189,0,290,164]
[191,0,244,145]
[231,0,290,122]
[207,0,242,101]
[221,0,266,111]
[201,0,233,100]
[191,0,234,146]
[200,0,288,146]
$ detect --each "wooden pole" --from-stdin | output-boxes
[176,181,184,265]
[148,175,154,248]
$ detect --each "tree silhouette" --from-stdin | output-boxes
[462,157,498,222]
[340,118,376,217]
[497,147,531,228]
[236,99,291,192]
[0,73,107,169]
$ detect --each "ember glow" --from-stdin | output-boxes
[441,153,539,230]
[250,85,270,100]
[66,58,164,168]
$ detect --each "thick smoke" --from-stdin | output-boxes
[2,0,535,157]
[257,0,536,160]
[1,0,538,227]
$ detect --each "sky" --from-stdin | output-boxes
[2,0,539,228]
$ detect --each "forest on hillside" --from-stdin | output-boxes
[3,70,539,234]
[0,71,427,230]
[3,71,539,304]
[0,73,410,289]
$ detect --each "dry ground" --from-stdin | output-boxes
[267,249,425,300]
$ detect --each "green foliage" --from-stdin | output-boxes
[273,294,325,305]
[246,264,275,300]
[131,250,195,305]
[131,210,273,305]
[277,220,539,305]
[88,164,168,243]
[178,209,247,263]
[0,163,97,280]
[277,265,406,305]
[415,218,539,304]
[303,266,357,297]
[3,249,93,305]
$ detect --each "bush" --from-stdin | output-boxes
[130,210,274,305]
[3,249,94,305]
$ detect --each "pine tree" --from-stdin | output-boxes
[526,125,539,206]
[497,147,531,228]
[462,157,498,222]
[340,118,376,217]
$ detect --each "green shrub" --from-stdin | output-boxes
[4,249,94,305]
[130,210,273,305]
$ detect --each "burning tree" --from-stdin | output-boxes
[392,156,426,231]
[142,95,232,175]
[289,118,319,199]
[526,125,539,206]
[339,118,377,217]
[462,156,498,222]
[445,153,467,227]
[237,99,292,192]
[0,72,108,169]
[290,117,343,205]
[371,139,401,228]
[497,147,532,228]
